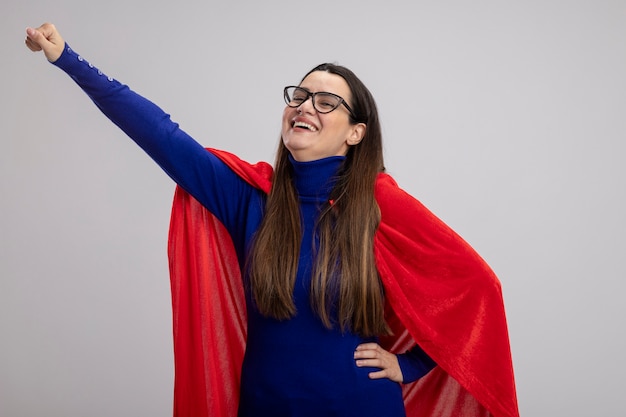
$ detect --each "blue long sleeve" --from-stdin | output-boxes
[52,44,263,257]
[53,45,210,193]
[397,344,437,383]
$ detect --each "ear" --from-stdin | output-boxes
[346,123,366,146]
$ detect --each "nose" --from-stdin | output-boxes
[297,95,316,114]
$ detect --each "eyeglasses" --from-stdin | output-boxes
[284,86,356,119]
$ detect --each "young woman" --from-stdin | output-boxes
[25,23,519,417]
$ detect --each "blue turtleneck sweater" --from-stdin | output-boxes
[53,44,435,417]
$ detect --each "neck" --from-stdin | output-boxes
[289,154,345,198]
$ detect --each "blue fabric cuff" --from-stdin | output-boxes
[397,344,437,384]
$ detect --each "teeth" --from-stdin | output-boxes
[293,121,318,131]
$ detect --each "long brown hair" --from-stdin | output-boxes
[248,63,387,337]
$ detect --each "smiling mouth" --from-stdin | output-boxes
[293,121,318,132]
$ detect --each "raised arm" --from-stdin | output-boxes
[26,25,246,210]
[25,23,212,195]
[24,23,262,247]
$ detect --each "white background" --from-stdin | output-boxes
[2,1,625,416]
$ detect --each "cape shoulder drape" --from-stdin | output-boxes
[167,148,519,417]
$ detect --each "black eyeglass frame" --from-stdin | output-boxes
[283,86,357,119]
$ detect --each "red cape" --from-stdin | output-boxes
[167,149,519,417]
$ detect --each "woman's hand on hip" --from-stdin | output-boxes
[25,23,65,63]
[354,343,403,383]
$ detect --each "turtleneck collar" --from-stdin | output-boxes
[289,154,345,200]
